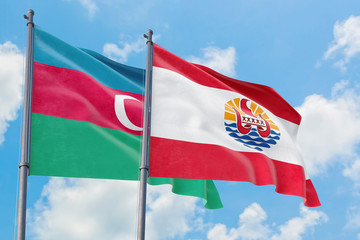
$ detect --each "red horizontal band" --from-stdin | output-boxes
[153,44,301,125]
[149,137,320,207]
[32,61,143,135]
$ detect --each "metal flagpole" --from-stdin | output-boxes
[17,9,35,240]
[137,29,153,240]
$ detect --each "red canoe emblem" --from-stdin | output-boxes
[224,97,280,151]
[232,99,271,138]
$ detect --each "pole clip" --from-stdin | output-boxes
[139,165,149,171]
[19,162,30,168]
[144,34,152,44]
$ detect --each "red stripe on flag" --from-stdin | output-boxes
[32,61,143,135]
[153,44,301,125]
[149,137,320,207]
[304,179,321,207]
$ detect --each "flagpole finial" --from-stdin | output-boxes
[28,9,34,15]
[25,9,34,26]
[144,29,153,43]
[144,29,153,44]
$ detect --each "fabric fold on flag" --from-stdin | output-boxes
[30,26,223,209]
[149,43,320,207]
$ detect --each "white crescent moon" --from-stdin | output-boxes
[114,95,142,131]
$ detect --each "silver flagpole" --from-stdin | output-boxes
[17,9,35,240]
[137,29,153,240]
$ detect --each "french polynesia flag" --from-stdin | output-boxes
[149,44,320,207]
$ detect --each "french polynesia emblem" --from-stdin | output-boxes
[224,98,280,151]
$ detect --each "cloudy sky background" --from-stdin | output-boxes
[1,1,360,239]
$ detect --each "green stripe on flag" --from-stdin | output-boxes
[30,113,141,179]
[148,177,223,209]
[30,113,223,209]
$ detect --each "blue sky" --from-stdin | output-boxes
[1,0,360,239]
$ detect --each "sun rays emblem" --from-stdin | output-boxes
[224,98,280,151]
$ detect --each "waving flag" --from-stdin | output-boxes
[30,26,223,209]
[149,44,320,207]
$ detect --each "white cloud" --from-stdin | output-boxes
[0,41,24,145]
[79,0,98,19]
[28,178,139,240]
[31,194,327,240]
[208,203,270,240]
[323,15,360,71]
[270,206,328,240]
[62,0,98,19]
[28,178,201,240]
[146,185,202,239]
[103,36,146,63]
[207,203,327,240]
[236,203,271,240]
[343,158,360,184]
[296,80,360,176]
[331,79,350,96]
[208,224,239,240]
[345,206,360,230]
[187,46,237,77]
